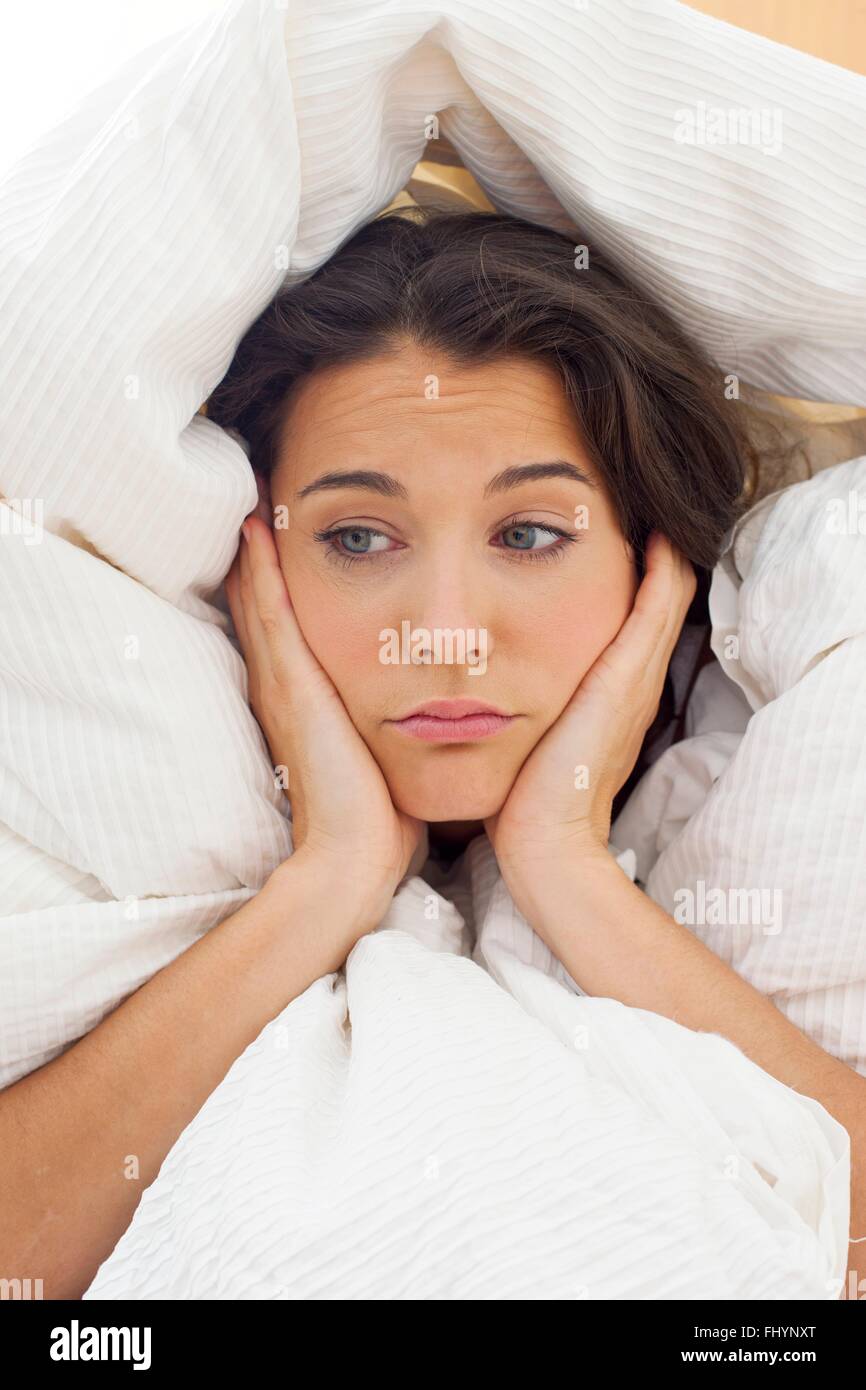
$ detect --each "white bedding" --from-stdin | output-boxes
[1,0,864,1299]
[612,455,866,1077]
[83,833,850,1300]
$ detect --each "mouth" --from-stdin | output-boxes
[385,698,517,743]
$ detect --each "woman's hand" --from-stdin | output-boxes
[225,499,424,925]
[484,531,697,887]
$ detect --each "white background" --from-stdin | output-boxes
[0,0,225,177]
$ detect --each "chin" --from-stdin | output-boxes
[384,755,512,824]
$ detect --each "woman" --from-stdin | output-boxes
[3,210,862,1301]
[211,209,866,1291]
[212,208,744,867]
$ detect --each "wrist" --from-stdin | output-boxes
[498,841,629,947]
[268,848,395,939]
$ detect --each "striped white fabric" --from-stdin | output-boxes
[1,0,862,1297]
[614,455,866,1077]
[86,834,850,1299]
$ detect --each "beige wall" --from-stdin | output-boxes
[684,0,866,76]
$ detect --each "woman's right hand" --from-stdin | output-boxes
[225,505,424,927]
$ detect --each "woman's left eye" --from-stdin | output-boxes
[493,520,579,562]
[313,519,579,568]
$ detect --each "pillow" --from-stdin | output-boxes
[612,454,866,1073]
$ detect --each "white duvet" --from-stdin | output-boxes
[1,0,865,1299]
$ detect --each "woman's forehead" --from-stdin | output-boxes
[273,348,595,492]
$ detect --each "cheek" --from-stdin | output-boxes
[280,555,382,708]
[293,587,367,670]
[522,563,636,693]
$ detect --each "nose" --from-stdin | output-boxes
[407,551,493,666]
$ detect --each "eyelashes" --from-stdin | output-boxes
[312,518,582,571]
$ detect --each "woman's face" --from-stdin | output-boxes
[269,340,638,824]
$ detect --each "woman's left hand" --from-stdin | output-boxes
[483,531,697,887]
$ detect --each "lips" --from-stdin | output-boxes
[386,698,516,743]
[394,698,509,720]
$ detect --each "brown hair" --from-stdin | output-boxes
[207,208,763,826]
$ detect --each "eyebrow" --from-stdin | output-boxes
[294,459,598,501]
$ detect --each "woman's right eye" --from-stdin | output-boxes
[313,525,397,566]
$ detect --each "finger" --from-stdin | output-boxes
[611,534,677,665]
[641,539,698,705]
[648,545,697,684]
[635,532,696,653]
[225,551,251,654]
[659,536,698,637]
[597,534,694,701]
[237,527,275,680]
[242,515,330,693]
